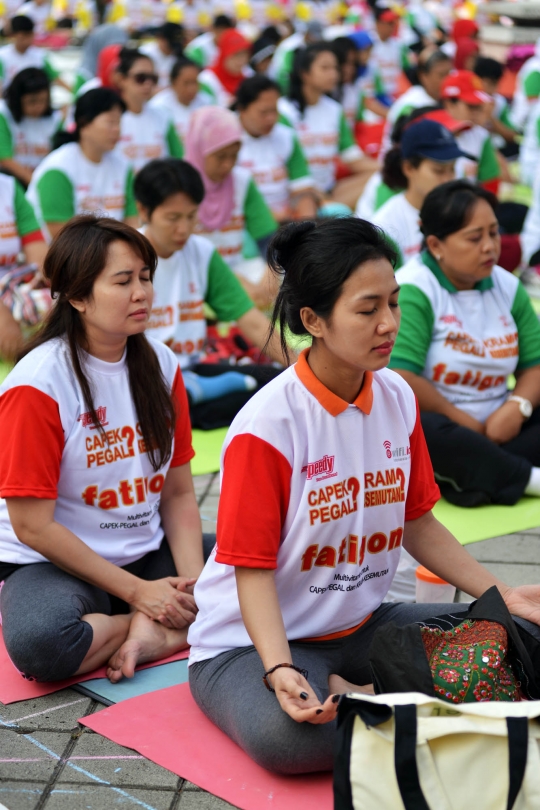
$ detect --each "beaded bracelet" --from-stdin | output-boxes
[262,662,309,693]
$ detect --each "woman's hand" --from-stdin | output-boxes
[484,401,524,444]
[269,667,338,724]
[450,407,485,435]
[502,585,540,627]
[131,577,198,629]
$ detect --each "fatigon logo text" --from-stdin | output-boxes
[302,455,336,481]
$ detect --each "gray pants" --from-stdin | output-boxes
[0,535,216,682]
[189,601,540,775]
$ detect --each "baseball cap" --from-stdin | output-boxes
[422,109,472,135]
[401,119,469,161]
[376,8,399,22]
[441,70,491,105]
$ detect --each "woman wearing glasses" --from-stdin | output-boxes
[114,48,184,173]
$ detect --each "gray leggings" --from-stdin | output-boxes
[0,535,216,682]
[189,601,540,775]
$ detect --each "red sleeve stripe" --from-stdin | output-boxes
[21,230,45,246]
[405,398,440,521]
[170,367,195,468]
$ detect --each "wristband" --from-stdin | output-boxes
[262,662,309,692]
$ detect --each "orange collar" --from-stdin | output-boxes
[294,349,373,417]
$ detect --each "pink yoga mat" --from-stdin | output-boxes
[80,682,333,810]
[0,627,189,705]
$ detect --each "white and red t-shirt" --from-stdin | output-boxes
[0,336,194,566]
[188,350,439,664]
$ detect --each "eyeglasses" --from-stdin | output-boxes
[129,72,159,85]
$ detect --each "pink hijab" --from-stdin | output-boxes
[184,106,244,231]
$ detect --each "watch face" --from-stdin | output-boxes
[522,400,533,419]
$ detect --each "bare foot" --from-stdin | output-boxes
[329,674,375,696]
[106,611,188,683]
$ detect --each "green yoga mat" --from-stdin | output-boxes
[191,427,228,476]
[433,497,540,545]
[74,659,189,706]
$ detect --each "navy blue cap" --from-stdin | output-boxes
[401,119,468,162]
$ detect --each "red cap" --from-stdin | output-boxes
[441,70,491,105]
[378,9,399,22]
[423,109,472,134]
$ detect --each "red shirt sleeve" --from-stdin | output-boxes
[0,386,64,498]
[170,367,195,468]
[216,433,292,569]
[405,399,440,521]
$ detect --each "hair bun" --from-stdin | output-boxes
[267,221,316,275]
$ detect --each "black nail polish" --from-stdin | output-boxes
[316,709,323,714]
[332,694,340,704]
[300,692,309,700]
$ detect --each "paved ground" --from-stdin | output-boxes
[1,470,540,809]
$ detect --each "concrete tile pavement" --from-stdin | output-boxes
[1,470,539,809]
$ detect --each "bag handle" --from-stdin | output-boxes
[394,706,529,810]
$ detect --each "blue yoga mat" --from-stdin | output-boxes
[74,659,189,706]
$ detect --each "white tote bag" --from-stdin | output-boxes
[334,692,540,810]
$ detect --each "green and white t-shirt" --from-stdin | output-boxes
[0,173,43,267]
[268,32,304,93]
[143,231,254,367]
[371,36,408,100]
[237,122,313,219]
[26,142,136,240]
[511,48,540,131]
[0,43,59,89]
[455,125,500,184]
[382,85,437,155]
[115,106,183,173]
[148,86,212,143]
[185,31,217,68]
[0,99,63,169]
[355,170,397,219]
[198,68,249,108]
[372,192,421,268]
[520,96,540,185]
[193,165,277,271]
[390,251,540,421]
[278,95,363,193]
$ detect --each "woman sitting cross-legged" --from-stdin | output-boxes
[0,216,204,683]
[187,217,540,775]
[390,179,540,507]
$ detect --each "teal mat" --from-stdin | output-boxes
[74,659,189,706]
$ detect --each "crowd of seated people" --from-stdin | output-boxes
[2,0,540,781]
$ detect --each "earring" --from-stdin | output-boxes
[435,254,441,261]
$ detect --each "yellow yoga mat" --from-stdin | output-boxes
[191,427,228,476]
[433,497,540,545]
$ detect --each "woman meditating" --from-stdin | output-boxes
[0,216,204,683]
[187,217,540,774]
[391,180,540,508]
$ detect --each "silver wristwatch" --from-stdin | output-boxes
[507,395,533,419]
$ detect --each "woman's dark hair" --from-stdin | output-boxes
[420,179,498,242]
[288,42,336,115]
[266,218,397,362]
[134,158,205,215]
[23,216,176,471]
[235,74,280,110]
[54,87,125,149]
[474,56,503,83]
[5,67,52,122]
[170,55,198,83]
[407,48,450,86]
[330,37,358,101]
[383,106,442,189]
[117,47,151,76]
